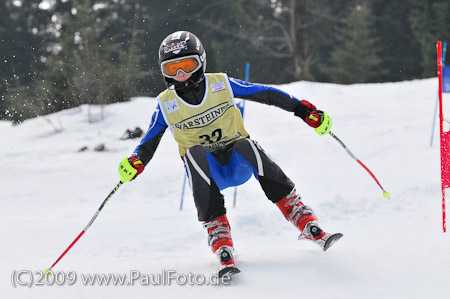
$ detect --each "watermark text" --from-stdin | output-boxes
[11,270,232,287]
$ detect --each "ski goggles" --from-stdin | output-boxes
[160,55,202,78]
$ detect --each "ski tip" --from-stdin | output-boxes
[323,233,343,252]
[219,266,241,279]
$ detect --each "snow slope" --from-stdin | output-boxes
[1,78,450,299]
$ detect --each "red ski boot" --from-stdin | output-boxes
[203,214,240,278]
[299,221,343,251]
[276,189,343,251]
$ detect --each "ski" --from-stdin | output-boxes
[322,233,343,251]
[218,265,241,278]
[299,232,343,251]
[215,246,241,279]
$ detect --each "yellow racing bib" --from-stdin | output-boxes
[157,73,249,156]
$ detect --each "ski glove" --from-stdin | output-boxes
[294,100,332,136]
[118,156,144,182]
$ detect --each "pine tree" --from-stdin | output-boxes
[0,0,53,120]
[325,2,385,84]
[409,0,450,77]
[3,0,150,123]
[369,0,422,81]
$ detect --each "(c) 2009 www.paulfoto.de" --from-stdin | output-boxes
[11,269,232,287]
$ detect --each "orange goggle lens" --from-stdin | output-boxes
[162,57,200,77]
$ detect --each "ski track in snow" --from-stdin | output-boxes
[1,78,450,299]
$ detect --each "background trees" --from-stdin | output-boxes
[1,0,448,122]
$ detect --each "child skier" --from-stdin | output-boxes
[118,31,342,278]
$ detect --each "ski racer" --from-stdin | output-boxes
[118,31,342,278]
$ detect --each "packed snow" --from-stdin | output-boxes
[2,78,450,299]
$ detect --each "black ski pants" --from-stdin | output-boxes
[183,138,295,221]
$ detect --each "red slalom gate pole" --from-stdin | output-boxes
[44,181,123,274]
[437,41,447,233]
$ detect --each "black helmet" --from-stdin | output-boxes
[158,31,207,89]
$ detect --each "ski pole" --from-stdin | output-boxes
[44,181,123,274]
[329,131,390,199]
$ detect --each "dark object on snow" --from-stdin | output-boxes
[78,146,88,152]
[120,127,144,140]
[94,143,105,152]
